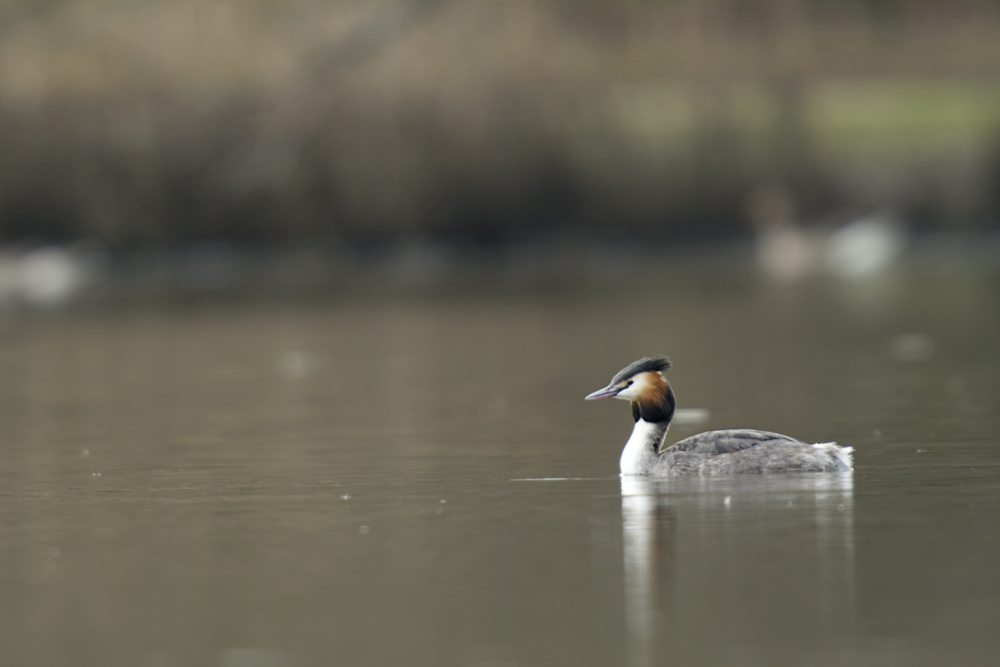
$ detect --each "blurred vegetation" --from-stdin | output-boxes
[1,0,1000,248]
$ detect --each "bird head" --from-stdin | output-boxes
[585,356,675,423]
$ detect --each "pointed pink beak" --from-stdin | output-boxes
[585,385,619,400]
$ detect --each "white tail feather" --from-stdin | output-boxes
[812,442,854,472]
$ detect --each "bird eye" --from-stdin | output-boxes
[626,380,633,386]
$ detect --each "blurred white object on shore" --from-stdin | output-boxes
[0,246,100,307]
[825,214,905,278]
[747,184,822,281]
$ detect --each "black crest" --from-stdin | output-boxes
[610,356,672,384]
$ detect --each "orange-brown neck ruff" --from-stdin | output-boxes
[630,372,675,424]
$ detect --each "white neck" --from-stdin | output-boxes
[620,419,669,475]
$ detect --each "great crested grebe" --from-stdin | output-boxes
[585,356,853,475]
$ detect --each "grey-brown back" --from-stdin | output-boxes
[655,429,844,474]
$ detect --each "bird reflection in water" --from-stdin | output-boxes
[620,474,855,667]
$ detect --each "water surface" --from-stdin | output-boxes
[0,262,998,666]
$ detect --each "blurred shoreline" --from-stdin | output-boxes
[0,231,996,312]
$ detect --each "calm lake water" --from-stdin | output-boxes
[0,257,998,666]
